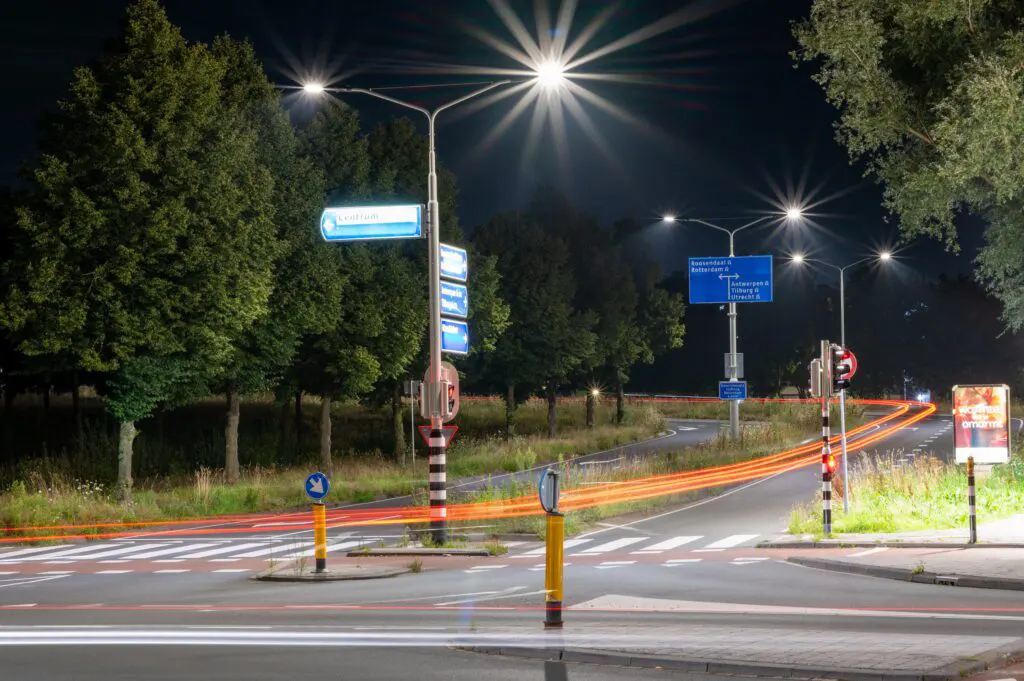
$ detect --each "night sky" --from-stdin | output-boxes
[1,0,977,279]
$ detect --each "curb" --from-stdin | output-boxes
[759,541,1024,550]
[788,556,1024,591]
[252,563,411,582]
[346,548,491,557]
[458,645,996,681]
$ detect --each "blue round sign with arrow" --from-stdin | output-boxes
[305,472,330,501]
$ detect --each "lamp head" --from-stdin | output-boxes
[303,82,326,95]
[785,206,803,221]
[792,253,805,264]
[535,61,566,88]
[879,250,892,261]
[661,215,677,223]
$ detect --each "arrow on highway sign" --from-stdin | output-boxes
[418,425,459,447]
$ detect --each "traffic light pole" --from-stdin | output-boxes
[820,341,833,536]
[838,271,850,514]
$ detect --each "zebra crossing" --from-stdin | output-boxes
[0,536,385,566]
[511,533,761,558]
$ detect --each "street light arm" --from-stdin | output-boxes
[728,215,777,237]
[684,218,736,239]
[839,256,877,273]
[433,80,511,118]
[795,257,842,274]
[341,87,431,120]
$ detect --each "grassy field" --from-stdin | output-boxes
[0,400,664,535]
[787,445,1024,535]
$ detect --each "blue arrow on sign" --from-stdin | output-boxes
[441,318,470,355]
[688,255,773,304]
[440,243,468,282]
[305,472,330,500]
[440,282,469,319]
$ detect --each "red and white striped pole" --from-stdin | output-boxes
[429,427,447,543]
[967,456,977,544]
[820,340,832,536]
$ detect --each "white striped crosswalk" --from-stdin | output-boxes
[519,533,760,558]
[0,537,385,565]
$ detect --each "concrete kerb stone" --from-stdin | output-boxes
[787,556,1024,591]
[346,547,490,557]
[758,540,1024,550]
[252,561,411,582]
[459,644,992,681]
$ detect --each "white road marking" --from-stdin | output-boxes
[95,570,132,575]
[435,587,540,606]
[154,570,190,574]
[212,569,250,573]
[849,547,890,558]
[630,536,702,554]
[153,559,185,563]
[692,549,725,553]
[521,538,590,556]
[38,543,167,561]
[575,537,647,554]
[664,559,702,564]
[0,545,73,561]
[175,543,269,559]
[276,540,364,560]
[596,561,636,569]
[123,543,219,560]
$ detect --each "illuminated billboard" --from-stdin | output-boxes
[953,384,1011,465]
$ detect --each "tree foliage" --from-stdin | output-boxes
[794,0,1024,327]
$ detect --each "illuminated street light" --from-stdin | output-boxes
[792,252,805,264]
[535,60,567,88]
[661,215,677,223]
[879,250,892,261]
[303,82,326,95]
[591,388,601,397]
[786,206,803,221]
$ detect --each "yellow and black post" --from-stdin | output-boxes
[313,502,328,573]
[544,510,564,629]
[967,456,977,545]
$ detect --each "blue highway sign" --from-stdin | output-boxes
[440,243,469,282]
[441,318,470,355]
[719,381,748,401]
[688,255,773,304]
[440,282,469,318]
[320,204,422,242]
[305,472,330,500]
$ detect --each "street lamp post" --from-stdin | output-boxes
[305,80,509,543]
[792,251,891,513]
[664,213,797,439]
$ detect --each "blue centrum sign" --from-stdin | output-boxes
[441,318,470,355]
[440,281,469,318]
[718,381,748,401]
[688,255,773,304]
[320,204,423,242]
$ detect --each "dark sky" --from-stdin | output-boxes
[0,0,978,279]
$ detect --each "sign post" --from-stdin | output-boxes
[689,255,773,441]
[539,469,564,629]
[304,472,331,573]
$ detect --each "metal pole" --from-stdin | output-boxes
[313,503,327,573]
[544,511,565,629]
[410,387,415,466]
[821,341,832,536]
[838,269,850,514]
[426,113,447,545]
[967,456,977,544]
[727,232,739,440]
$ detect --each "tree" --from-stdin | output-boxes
[0,0,279,500]
[794,1,1024,328]
[211,36,338,483]
[474,211,592,438]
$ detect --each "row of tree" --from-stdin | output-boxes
[0,0,685,498]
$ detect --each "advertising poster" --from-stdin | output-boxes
[953,384,1011,464]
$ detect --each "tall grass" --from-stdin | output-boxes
[648,399,864,430]
[788,445,1024,535]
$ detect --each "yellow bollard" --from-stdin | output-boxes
[544,512,564,629]
[313,502,327,573]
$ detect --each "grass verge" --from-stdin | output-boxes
[787,445,1024,535]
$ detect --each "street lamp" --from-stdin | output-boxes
[790,251,892,512]
[535,60,567,88]
[663,208,804,439]
[303,79,510,543]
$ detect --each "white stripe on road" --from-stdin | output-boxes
[576,537,647,554]
[521,538,591,556]
[702,535,759,549]
[0,545,73,561]
[630,536,702,553]
[24,544,166,562]
[271,541,363,560]
[122,544,219,560]
[176,543,269,559]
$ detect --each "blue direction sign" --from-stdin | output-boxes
[719,381,748,401]
[440,243,468,282]
[688,255,773,304]
[321,204,422,242]
[441,318,470,355]
[305,472,330,500]
[440,282,469,318]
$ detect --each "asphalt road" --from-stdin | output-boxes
[7,404,1010,681]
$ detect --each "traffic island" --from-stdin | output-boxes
[346,547,491,557]
[788,551,1024,591]
[253,562,411,582]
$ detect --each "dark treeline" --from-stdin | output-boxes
[0,1,685,496]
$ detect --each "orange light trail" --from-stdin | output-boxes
[0,399,933,543]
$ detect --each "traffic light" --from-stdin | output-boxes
[824,452,838,480]
[831,345,855,393]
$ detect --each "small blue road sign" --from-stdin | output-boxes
[719,381,748,401]
[305,472,330,500]
[440,243,469,282]
[320,205,422,242]
[440,282,469,318]
[441,318,470,355]
[688,255,773,304]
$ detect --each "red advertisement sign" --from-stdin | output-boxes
[953,384,1011,464]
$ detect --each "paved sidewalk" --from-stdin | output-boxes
[790,546,1024,590]
[764,515,1024,549]
[463,619,1024,680]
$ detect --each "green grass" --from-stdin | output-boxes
[0,401,664,537]
[649,399,864,430]
[787,445,1024,535]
